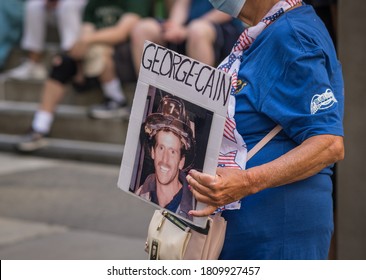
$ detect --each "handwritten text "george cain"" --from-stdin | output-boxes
[142,43,230,106]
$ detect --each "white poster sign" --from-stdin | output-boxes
[118,41,231,227]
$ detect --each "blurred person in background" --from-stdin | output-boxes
[131,0,243,73]
[15,0,156,152]
[0,0,24,72]
[5,0,86,80]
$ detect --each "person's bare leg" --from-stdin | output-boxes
[15,77,64,151]
[99,52,116,84]
[28,51,43,64]
[88,52,128,119]
[99,53,126,103]
[100,50,127,101]
[130,18,164,74]
[186,20,216,66]
[39,79,66,113]
[83,13,141,46]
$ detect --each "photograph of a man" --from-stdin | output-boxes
[135,96,196,220]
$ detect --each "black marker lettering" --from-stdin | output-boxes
[195,66,211,92]
[171,53,182,79]
[185,61,199,87]
[159,50,173,76]
[142,43,231,107]
[151,46,165,74]
[141,43,156,70]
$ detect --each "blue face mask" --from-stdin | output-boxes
[209,0,246,18]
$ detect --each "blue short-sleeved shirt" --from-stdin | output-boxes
[187,0,242,30]
[220,5,344,260]
[187,0,213,23]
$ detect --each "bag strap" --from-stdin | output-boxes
[247,125,282,161]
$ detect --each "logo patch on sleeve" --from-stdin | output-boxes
[310,89,337,114]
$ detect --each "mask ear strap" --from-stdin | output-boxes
[247,125,282,161]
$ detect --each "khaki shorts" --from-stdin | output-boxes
[83,44,114,77]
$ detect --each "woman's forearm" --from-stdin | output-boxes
[245,134,344,194]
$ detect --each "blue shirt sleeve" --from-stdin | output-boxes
[260,49,344,144]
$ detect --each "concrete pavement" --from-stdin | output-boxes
[0,152,156,259]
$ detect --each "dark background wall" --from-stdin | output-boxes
[337,0,366,260]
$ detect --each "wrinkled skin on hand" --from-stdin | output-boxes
[186,168,258,217]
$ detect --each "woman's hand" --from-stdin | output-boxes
[186,168,257,217]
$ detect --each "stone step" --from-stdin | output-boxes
[0,101,129,144]
[4,43,60,72]
[0,133,123,165]
[0,78,104,106]
[1,39,137,163]
[0,77,136,106]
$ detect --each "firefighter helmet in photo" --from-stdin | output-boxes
[143,96,196,169]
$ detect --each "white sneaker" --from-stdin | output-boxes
[15,130,48,152]
[6,60,47,81]
[88,98,130,119]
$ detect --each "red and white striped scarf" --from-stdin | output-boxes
[217,0,302,211]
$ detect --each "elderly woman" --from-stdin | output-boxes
[187,0,344,260]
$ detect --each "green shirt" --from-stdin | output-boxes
[83,0,156,29]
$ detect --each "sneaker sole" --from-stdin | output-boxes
[7,76,46,82]
[15,139,49,152]
[88,108,130,119]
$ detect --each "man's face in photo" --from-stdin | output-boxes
[151,130,186,186]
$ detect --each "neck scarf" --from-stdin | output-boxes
[217,0,302,211]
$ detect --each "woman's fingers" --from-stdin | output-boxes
[187,168,248,212]
[187,170,218,199]
[187,169,217,188]
[189,205,217,217]
[187,169,223,210]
